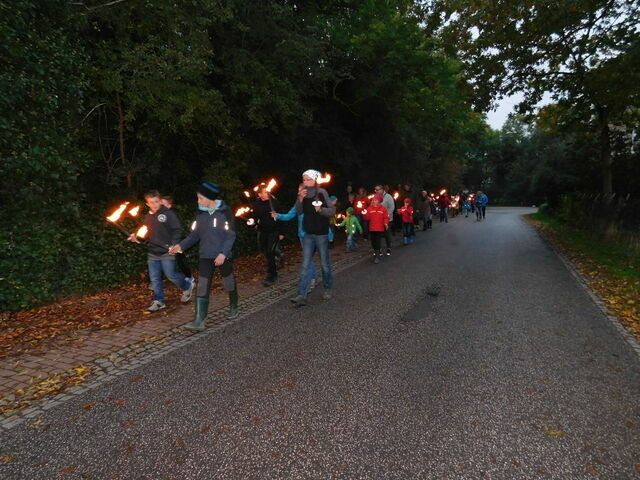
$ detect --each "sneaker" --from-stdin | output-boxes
[147,300,166,312]
[386,248,391,256]
[181,277,195,303]
[290,295,307,307]
[322,291,332,300]
[374,256,380,264]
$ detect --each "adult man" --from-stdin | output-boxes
[129,190,194,312]
[476,191,489,220]
[290,169,336,307]
[376,184,395,255]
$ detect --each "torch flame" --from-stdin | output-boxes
[235,206,252,217]
[440,189,447,195]
[316,173,332,185]
[136,225,148,238]
[128,206,140,217]
[243,191,251,198]
[367,194,374,200]
[265,178,278,192]
[356,201,363,209]
[393,192,400,200]
[106,202,130,222]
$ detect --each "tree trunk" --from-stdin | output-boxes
[116,92,131,188]
[597,105,613,196]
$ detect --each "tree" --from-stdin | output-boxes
[442,0,640,194]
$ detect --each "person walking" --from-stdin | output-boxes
[398,197,415,244]
[168,182,238,331]
[376,184,395,255]
[420,190,433,230]
[336,206,363,251]
[438,193,451,223]
[476,191,489,220]
[290,170,336,307]
[248,185,284,286]
[128,190,195,312]
[363,194,389,264]
[161,195,193,279]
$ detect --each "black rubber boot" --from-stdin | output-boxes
[184,297,209,331]
[228,290,238,319]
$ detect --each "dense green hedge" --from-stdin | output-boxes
[0,203,300,312]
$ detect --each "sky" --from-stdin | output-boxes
[485,92,524,130]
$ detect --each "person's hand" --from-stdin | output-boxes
[214,254,226,266]
[127,233,141,244]
[247,218,255,226]
[168,244,182,255]
[385,224,389,230]
[298,188,308,200]
[271,211,278,219]
[314,205,322,213]
[278,234,285,241]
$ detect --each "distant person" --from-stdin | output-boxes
[438,193,451,223]
[376,184,395,255]
[476,191,489,220]
[248,185,284,286]
[420,190,432,230]
[354,187,370,240]
[336,206,363,252]
[128,190,195,312]
[327,195,338,249]
[461,196,471,218]
[363,194,389,264]
[398,197,415,245]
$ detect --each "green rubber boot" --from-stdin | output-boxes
[184,297,209,331]
[228,290,239,319]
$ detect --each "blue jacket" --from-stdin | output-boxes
[477,194,489,207]
[179,201,236,259]
[277,205,305,238]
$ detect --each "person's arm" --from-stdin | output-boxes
[317,190,335,218]
[277,205,297,222]
[166,209,183,246]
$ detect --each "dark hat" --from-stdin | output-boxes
[197,182,221,201]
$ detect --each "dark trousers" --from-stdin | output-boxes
[403,222,415,237]
[175,252,192,278]
[258,231,278,280]
[383,228,392,249]
[370,231,384,253]
[196,258,235,298]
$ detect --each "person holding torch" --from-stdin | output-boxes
[168,182,238,331]
[247,185,284,287]
[290,169,336,307]
[127,190,195,312]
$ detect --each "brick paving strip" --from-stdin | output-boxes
[0,240,394,430]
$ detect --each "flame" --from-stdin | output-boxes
[136,225,148,238]
[317,173,332,185]
[265,178,278,192]
[440,189,447,195]
[128,206,140,217]
[235,206,252,217]
[356,201,363,209]
[393,192,400,200]
[367,194,374,200]
[243,191,251,198]
[106,202,130,222]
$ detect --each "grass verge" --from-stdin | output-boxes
[526,211,640,343]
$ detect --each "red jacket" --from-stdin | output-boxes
[363,205,389,232]
[398,204,414,223]
[438,196,451,209]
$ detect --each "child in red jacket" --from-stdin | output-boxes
[363,194,389,264]
[397,197,415,245]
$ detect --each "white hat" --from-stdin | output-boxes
[302,169,321,181]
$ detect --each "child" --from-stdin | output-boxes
[161,195,193,279]
[336,207,363,252]
[168,182,238,330]
[363,194,389,264]
[462,196,471,217]
[398,197,415,245]
[248,186,284,286]
[128,190,195,312]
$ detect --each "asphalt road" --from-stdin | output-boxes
[1,207,639,479]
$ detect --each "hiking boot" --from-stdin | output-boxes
[181,277,195,303]
[290,295,308,307]
[147,300,166,312]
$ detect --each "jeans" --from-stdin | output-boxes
[346,233,358,250]
[298,234,332,297]
[440,208,448,222]
[403,222,414,237]
[148,257,190,302]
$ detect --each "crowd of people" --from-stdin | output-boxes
[127,171,489,330]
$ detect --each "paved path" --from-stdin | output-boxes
[1,208,638,479]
